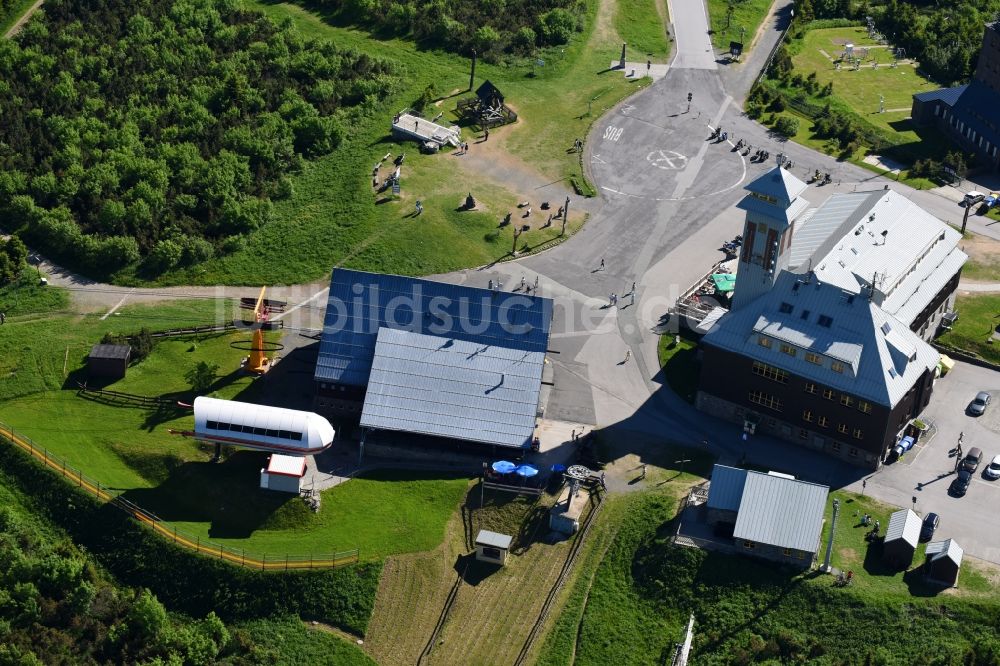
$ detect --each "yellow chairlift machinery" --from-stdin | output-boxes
[238,287,286,374]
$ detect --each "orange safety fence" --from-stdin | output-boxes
[0,423,359,570]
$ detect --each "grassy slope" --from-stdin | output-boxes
[936,293,1000,365]
[656,331,700,403]
[614,0,670,58]
[135,0,646,286]
[235,617,376,665]
[564,489,1000,665]
[0,0,36,35]
[707,0,773,51]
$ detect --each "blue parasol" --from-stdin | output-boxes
[515,464,539,478]
[492,460,517,474]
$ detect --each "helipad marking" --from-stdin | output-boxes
[646,150,688,170]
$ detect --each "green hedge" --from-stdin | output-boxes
[0,437,381,636]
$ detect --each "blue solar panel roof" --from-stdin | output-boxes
[315,269,553,386]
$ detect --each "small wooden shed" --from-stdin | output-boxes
[882,508,921,569]
[474,529,513,565]
[259,454,307,494]
[924,538,963,587]
[87,344,131,380]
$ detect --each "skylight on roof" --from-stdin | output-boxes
[881,322,892,334]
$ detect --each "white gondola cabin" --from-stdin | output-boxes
[191,397,335,456]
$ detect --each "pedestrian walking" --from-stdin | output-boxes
[631,281,636,294]
[646,59,651,72]
[623,349,631,363]
[488,279,494,290]
[520,275,526,290]
[484,127,489,141]
[600,258,605,271]
[415,200,423,216]
[534,275,539,289]
[609,293,615,306]
[600,472,607,491]
[0,312,5,325]
[640,463,647,479]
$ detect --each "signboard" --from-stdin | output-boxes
[730,41,743,58]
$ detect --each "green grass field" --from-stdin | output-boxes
[707,0,773,52]
[656,331,700,403]
[120,0,647,287]
[235,617,376,665]
[937,293,1000,365]
[614,0,670,58]
[560,490,1000,665]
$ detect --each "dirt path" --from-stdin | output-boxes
[3,0,43,38]
[746,0,783,55]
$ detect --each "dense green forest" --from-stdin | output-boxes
[0,0,398,277]
[793,0,1000,84]
[0,437,380,663]
[322,0,586,60]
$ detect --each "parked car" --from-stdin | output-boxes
[950,469,973,497]
[985,192,999,208]
[985,454,1000,480]
[919,512,940,542]
[964,191,985,206]
[962,446,983,473]
[968,391,991,416]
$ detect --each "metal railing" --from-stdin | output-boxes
[0,421,359,570]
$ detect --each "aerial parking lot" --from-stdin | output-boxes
[866,361,1000,564]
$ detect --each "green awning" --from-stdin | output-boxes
[711,273,736,293]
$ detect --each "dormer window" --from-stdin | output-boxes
[800,309,811,320]
[818,315,833,328]
[779,302,793,314]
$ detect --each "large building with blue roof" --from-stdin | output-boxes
[910,22,1000,171]
[314,269,553,449]
[696,168,965,470]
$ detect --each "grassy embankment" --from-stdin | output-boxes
[937,293,1000,365]
[760,26,951,188]
[656,330,700,403]
[0,0,37,35]
[136,0,648,286]
[707,0,774,52]
[614,0,670,59]
[544,490,1000,665]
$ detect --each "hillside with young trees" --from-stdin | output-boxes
[0,0,398,278]
[321,0,586,60]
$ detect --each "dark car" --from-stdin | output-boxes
[968,392,991,416]
[919,512,940,542]
[962,446,983,474]
[950,469,973,497]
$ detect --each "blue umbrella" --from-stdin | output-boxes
[492,460,517,474]
[515,464,539,478]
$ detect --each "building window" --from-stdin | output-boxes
[853,428,863,439]
[822,389,834,400]
[838,423,849,434]
[779,302,794,314]
[780,344,796,357]
[831,440,841,452]
[849,447,858,457]
[818,315,833,328]
[800,309,811,320]
[744,540,756,550]
[840,395,854,407]
[831,361,845,373]
[782,548,792,556]
[803,410,814,422]
[858,401,872,414]
[752,361,789,383]
[758,336,772,349]
[749,390,783,411]
[799,428,808,439]
[805,383,817,394]
[797,550,806,559]
[805,352,822,365]
[818,416,829,428]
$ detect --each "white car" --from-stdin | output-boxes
[964,191,985,206]
[985,455,1000,480]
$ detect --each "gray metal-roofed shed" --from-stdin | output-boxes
[882,508,921,569]
[706,464,747,525]
[733,471,828,567]
[924,538,964,587]
[475,529,513,565]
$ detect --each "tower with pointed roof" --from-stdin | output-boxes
[731,167,810,311]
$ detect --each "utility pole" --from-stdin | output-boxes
[512,226,522,255]
[686,92,692,113]
[961,200,972,234]
[561,196,570,236]
[822,498,840,571]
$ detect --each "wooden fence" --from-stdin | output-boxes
[0,421,359,570]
